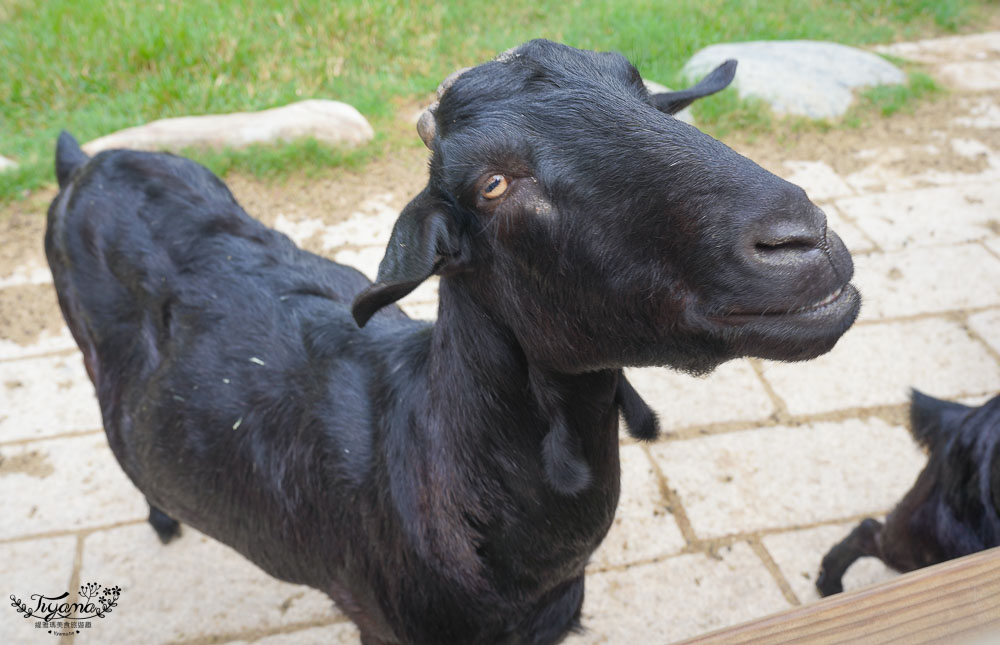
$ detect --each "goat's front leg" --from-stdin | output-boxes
[816,518,883,596]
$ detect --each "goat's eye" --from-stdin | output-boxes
[481,175,509,200]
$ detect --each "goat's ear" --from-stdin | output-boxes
[650,59,737,115]
[352,190,463,327]
[55,130,89,189]
[616,372,660,441]
[908,389,972,451]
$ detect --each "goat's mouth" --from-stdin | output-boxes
[719,283,858,322]
[704,282,861,362]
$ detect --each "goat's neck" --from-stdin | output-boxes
[426,277,621,480]
[385,278,621,589]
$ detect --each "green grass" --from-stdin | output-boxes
[0,0,992,202]
[690,89,775,141]
[856,70,945,117]
[192,135,383,182]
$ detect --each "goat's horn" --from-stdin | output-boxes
[495,47,519,63]
[417,66,473,149]
[417,105,439,148]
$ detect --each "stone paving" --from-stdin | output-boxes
[3,32,1000,645]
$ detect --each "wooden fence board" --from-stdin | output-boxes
[675,546,1000,645]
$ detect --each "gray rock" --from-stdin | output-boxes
[643,80,695,124]
[82,99,374,155]
[0,155,16,173]
[682,41,906,119]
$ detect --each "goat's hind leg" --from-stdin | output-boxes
[816,518,883,596]
[147,502,182,544]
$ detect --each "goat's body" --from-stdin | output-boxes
[48,40,863,642]
[882,396,1000,566]
[817,393,1000,596]
[47,149,620,644]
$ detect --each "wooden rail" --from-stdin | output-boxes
[675,546,1000,645]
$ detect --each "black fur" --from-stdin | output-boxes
[47,40,859,644]
[817,391,1000,597]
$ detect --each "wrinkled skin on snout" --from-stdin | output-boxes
[355,39,860,374]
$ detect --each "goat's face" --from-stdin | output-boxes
[354,40,860,374]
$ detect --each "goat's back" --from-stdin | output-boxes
[44,147,418,582]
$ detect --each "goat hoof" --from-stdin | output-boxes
[815,569,843,597]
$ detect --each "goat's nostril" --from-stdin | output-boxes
[754,238,819,254]
[747,194,828,262]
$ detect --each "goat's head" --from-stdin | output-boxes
[353,40,860,375]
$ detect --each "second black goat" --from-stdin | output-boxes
[47,40,861,644]
[817,391,1000,597]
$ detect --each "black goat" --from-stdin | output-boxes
[46,40,860,644]
[817,391,1000,597]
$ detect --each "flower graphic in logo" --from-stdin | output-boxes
[9,581,122,637]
